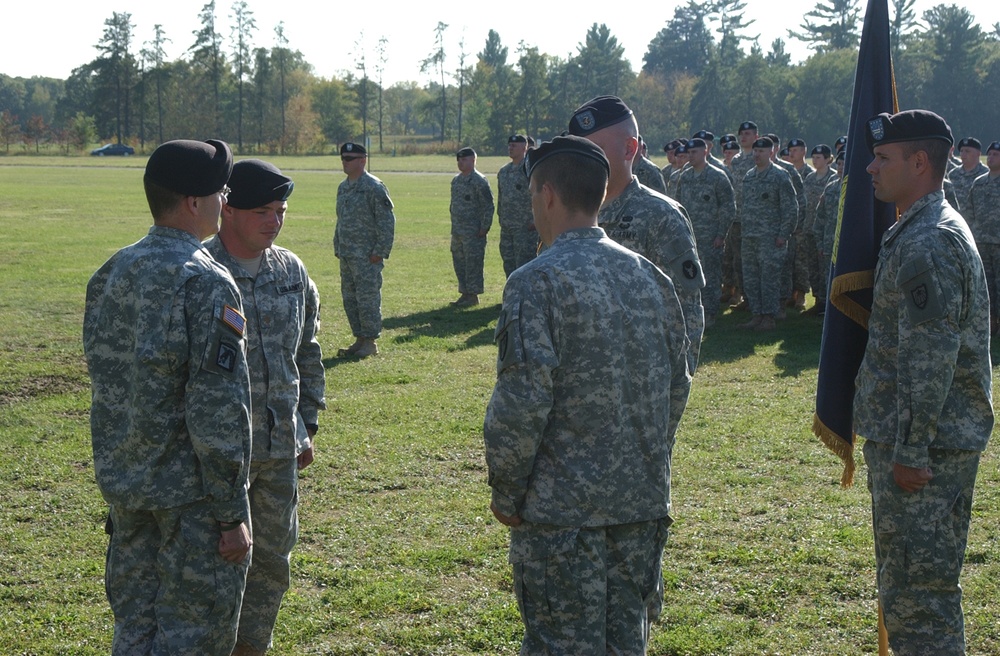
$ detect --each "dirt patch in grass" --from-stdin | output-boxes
[0,374,88,406]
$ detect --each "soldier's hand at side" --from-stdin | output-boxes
[477,229,488,238]
[894,462,933,493]
[219,522,252,562]
[490,502,522,527]
[297,445,315,470]
[369,254,383,264]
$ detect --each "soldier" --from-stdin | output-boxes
[963,140,1000,333]
[726,121,760,309]
[764,134,803,314]
[206,160,326,656]
[569,95,705,372]
[632,135,667,193]
[722,139,739,167]
[675,137,736,326]
[693,129,728,173]
[801,145,837,315]
[856,109,993,655]
[450,147,495,306]
[84,139,252,654]
[334,143,396,358]
[484,135,691,655]
[496,134,537,278]
[813,149,845,315]
[950,137,989,212]
[739,137,797,331]
[660,139,682,189]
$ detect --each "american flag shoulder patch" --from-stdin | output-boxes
[221,304,246,336]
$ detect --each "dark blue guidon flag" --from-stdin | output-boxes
[813,0,898,487]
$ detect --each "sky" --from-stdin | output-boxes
[4,0,999,86]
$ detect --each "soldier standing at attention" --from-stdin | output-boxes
[856,110,993,656]
[569,95,705,372]
[801,144,837,315]
[674,137,736,327]
[632,134,667,193]
[962,140,1000,333]
[484,135,691,655]
[84,139,253,654]
[450,147,495,306]
[739,137,797,331]
[951,137,989,212]
[334,142,396,358]
[496,134,536,277]
[207,159,326,655]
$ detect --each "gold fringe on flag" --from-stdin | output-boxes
[812,413,856,488]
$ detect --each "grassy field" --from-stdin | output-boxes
[1,159,998,655]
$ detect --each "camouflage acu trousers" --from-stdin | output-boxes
[511,518,671,655]
[499,227,538,279]
[451,233,487,294]
[105,501,248,655]
[340,256,384,338]
[741,236,786,316]
[978,243,1000,322]
[698,240,725,318]
[723,222,743,292]
[864,440,981,656]
[236,457,299,653]
[799,230,825,304]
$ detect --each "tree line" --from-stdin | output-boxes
[2,0,999,156]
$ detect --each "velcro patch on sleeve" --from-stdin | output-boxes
[897,254,945,324]
[494,304,524,374]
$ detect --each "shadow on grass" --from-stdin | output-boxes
[700,307,824,378]
[323,302,501,368]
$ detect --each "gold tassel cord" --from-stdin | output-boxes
[812,414,856,488]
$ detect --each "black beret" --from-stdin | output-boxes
[722,141,740,152]
[663,139,683,153]
[686,138,708,150]
[719,133,737,145]
[787,138,806,148]
[835,136,848,150]
[508,134,528,144]
[456,147,476,158]
[988,141,1000,154]
[836,149,846,162]
[738,121,758,132]
[692,130,715,142]
[226,159,294,210]
[568,95,633,136]
[524,134,609,181]
[145,139,232,197]
[340,143,367,156]
[675,143,689,154]
[752,138,773,149]
[779,148,790,158]
[811,144,833,157]
[957,137,982,151]
[865,110,953,153]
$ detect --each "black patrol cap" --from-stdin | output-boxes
[686,138,707,150]
[145,139,232,197]
[508,134,528,144]
[752,137,773,149]
[811,144,833,157]
[456,147,476,158]
[787,138,806,149]
[957,137,982,151]
[340,142,367,156]
[988,141,1000,154]
[692,129,715,142]
[722,141,740,152]
[568,95,633,137]
[663,139,683,154]
[835,136,848,151]
[738,121,758,132]
[226,159,294,210]
[524,134,609,181]
[865,110,953,153]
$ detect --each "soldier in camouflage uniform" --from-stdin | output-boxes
[813,150,845,315]
[84,139,253,655]
[665,145,689,199]
[739,137,797,331]
[334,142,395,358]
[856,110,993,656]
[762,134,803,315]
[951,137,989,212]
[724,121,760,309]
[801,145,837,314]
[675,138,736,325]
[207,160,326,656]
[659,139,682,187]
[963,141,1000,332]
[484,135,691,656]
[786,139,814,309]
[496,134,537,278]
[569,96,705,373]
[450,147,495,306]
[632,135,667,193]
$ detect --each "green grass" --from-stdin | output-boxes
[1,160,999,655]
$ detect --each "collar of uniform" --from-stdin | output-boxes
[206,234,273,280]
[883,190,945,248]
[149,224,212,250]
[550,226,605,248]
